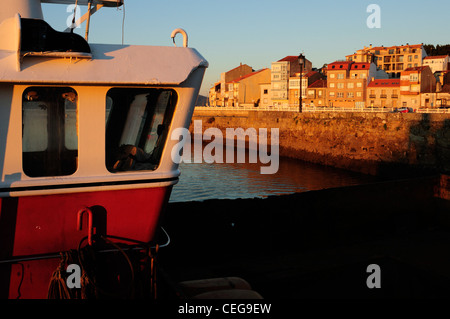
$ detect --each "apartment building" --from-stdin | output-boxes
[271,55,312,107]
[327,61,380,108]
[367,79,400,108]
[227,68,271,107]
[400,66,436,108]
[306,79,327,107]
[288,71,324,107]
[346,44,427,78]
[209,63,254,106]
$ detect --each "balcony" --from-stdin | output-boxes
[391,94,399,99]
[380,94,387,99]
[369,94,376,99]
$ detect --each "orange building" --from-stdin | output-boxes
[305,79,327,107]
[400,66,436,108]
[327,61,379,108]
[367,79,400,108]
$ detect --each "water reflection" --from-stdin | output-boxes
[170,148,379,202]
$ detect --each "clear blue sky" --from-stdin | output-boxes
[42,0,450,96]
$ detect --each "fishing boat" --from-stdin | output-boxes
[0,0,207,299]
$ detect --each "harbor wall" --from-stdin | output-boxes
[189,110,450,176]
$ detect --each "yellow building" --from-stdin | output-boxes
[227,68,271,107]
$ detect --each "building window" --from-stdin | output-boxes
[330,74,335,78]
[357,82,362,88]
[337,73,344,79]
[105,88,177,172]
[356,92,362,97]
[329,92,335,97]
[263,89,268,94]
[347,92,354,98]
[337,83,344,89]
[22,87,78,177]
[330,83,335,88]
[337,92,344,98]
[347,83,354,89]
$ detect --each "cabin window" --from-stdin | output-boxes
[22,87,78,177]
[105,88,177,172]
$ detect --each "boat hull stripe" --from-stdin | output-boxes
[0,177,179,194]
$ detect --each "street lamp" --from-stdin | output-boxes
[298,53,305,112]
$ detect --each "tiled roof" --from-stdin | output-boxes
[403,66,430,72]
[327,61,353,70]
[228,68,268,83]
[351,62,370,70]
[368,44,423,51]
[424,55,449,60]
[308,79,327,88]
[277,56,299,62]
[368,79,400,87]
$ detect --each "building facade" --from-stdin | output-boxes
[209,63,254,106]
[400,66,436,108]
[423,55,450,73]
[288,71,324,107]
[327,61,380,108]
[227,68,271,107]
[346,44,427,78]
[305,79,327,107]
[271,55,312,107]
[367,79,400,108]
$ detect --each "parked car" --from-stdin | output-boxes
[393,107,414,113]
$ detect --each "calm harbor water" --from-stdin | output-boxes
[169,155,380,203]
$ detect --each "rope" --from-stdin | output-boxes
[47,234,159,299]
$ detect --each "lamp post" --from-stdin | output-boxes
[298,53,305,112]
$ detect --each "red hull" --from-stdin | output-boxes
[0,186,172,299]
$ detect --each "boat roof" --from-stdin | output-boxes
[0,43,208,86]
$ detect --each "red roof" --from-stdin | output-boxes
[351,62,370,70]
[403,66,430,73]
[308,79,327,88]
[424,55,449,60]
[368,79,400,87]
[327,61,353,70]
[368,44,423,51]
[277,56,299,62]
[228,68,268,83]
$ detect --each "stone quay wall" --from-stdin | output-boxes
[189,109,450,176]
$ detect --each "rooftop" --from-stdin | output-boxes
[308,79,327,88]
[277,56,300,63]
[368,79,400,87]
[228,68,269,83]
[424,55,449,60]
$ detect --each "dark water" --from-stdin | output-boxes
[169,154,380,203]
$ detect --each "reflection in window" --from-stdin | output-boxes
[22,87,78,177]
[105,88,177,172]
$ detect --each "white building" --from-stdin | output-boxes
[423,55,449,73]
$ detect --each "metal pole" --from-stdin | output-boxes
[299,64,303,112]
